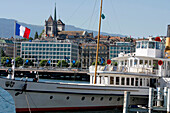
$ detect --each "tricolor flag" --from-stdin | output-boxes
[15,23,30,39]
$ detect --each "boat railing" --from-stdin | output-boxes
[89,65,170,77]
[161,69,170,77]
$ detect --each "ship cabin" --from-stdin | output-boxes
[89,39,169,88]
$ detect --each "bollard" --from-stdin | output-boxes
[157,87,161,106]
[164,87,168,108]
[148,88,154,113]
[167,88,170,113]
[123,91,130,113]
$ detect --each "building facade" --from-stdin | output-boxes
[0,38,14,58]
[109,42,135,59]
[57,19,65,32]
[81,43,108,69]
[21,40,79,67]
[44,16,58,37]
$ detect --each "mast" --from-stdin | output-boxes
[94,0,103,84]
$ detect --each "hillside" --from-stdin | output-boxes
[0,18,125,38]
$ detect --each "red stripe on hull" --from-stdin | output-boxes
[16,106,122,112]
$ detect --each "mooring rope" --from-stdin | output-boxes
[25,93,31,113]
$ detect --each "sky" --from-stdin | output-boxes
[0,0,170,38]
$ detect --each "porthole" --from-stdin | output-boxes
[100,97,104,101]
[50,96,53,99]
[109,97,112,101]
[91,97,95,101]
[66,96,70,100]
[81,97,85,101]
[117,97,120,101]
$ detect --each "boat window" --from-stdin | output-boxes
[100,97,104,101]
[140,60,143,65]
[136,42,140,48]
[131,78,134,86]
[81,97,85,101]
[156,42,160,49]
[141,41,147,48]
[147,79,150,86]
[149,60,151,65]
[153,60,158,69]
[110,77,114,84]
[134,59,138,65]
[150,78,156,88]
[109,97,112,101]
[140,78,142,86]
[121,77,125,85]
[143,78,145,86]
[116,77,119,85]
[91,97,95,101]
[135,78,138,86]
[141,41,144,48]
[121,61,124,65]
[145,60,148,65]
[130,60,132,66]
[125,60,127,65]
[126,78,130,85]
[144,41,148,48]
[149,42,155,49]
[66,96,70,100]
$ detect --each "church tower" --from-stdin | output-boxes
[44,4,58,37]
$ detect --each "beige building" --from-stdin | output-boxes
[80,43,108,69]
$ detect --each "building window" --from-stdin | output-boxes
[48,27,51,31]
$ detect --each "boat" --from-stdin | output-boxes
[0,0,170,112]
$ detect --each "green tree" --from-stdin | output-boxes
[24,59,34,67]
[75,61,81,67]
[71,61,81,67]
[112,61,117,66]
[29,37,33,40]
[57,60,69,67]
[1,57,12,67]
[91,61,100,65]
[1,48,6,57]
[34,31,38,39]
[15,57,23,67]
[39,60,48,67]
[39,30,44,38]
[92,62,95,65]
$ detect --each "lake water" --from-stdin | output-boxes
[0,78,123,113]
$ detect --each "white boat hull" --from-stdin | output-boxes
[0,77,148,112]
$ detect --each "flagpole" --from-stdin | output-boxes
[13,21,16,79]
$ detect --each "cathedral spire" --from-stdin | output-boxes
[54,3,56,22]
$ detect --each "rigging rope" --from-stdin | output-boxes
[25,93,31,113]
[110,0,122,34]
[80,0,97,29]
[65,0,86,24]
[88,0,98,30]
